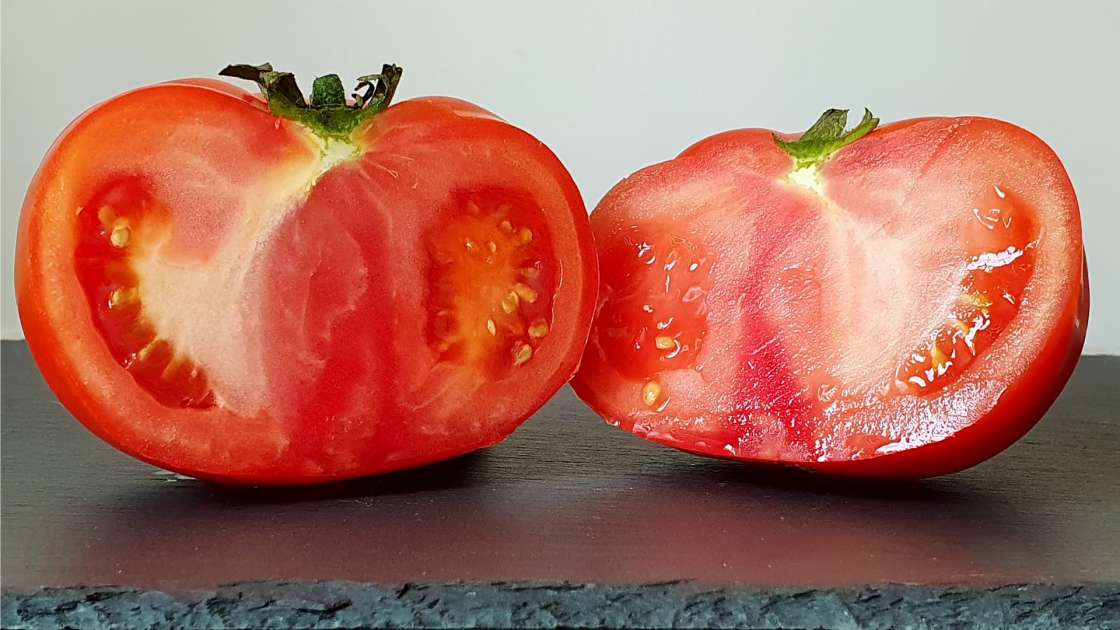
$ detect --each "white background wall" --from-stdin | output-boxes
[2,0,1117,352]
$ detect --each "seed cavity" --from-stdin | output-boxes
[427,197,552,372]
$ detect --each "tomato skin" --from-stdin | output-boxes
[573,116,1087,478]
[16,79,597,485]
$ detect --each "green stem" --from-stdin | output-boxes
[774,108,879,170]
[219,62,403,141]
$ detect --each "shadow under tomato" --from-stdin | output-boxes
[558,455,1039,585]
[70,450,551,589]
[195,449,494,505]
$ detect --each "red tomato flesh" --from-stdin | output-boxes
[16,79,597,484]
[573,117,1087,477]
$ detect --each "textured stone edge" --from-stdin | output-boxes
[3,581,1119,629]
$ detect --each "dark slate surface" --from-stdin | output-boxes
[3,341,1119,628]
[4,582,1119,629]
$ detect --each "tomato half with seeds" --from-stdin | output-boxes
[15,63,597,485]
[573,109,1088,478]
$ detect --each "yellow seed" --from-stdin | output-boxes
[528,320,550,338]
[520,266,541,279]
[487,240,498,254]
[930,342,948,366]
[486,318,497,336]
[97,206,115,227]
[655,335,675,350]
[109,287,137,307]
[513,283,538,303]
[642,381,662,407]
[965,292,993,308]
[501,291,520,314]
[499,220,514,234]
[161,356,184,380]
[110,224,131,248]
[518,227,533,244]
[137,339,158,361]
[465,239,480,254]
[513,343,533,366]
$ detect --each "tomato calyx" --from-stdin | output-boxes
[219,62,402,140]
[774,108,879,170]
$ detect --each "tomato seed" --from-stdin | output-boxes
[513,283,538,303]
[110,224,131,248]
[641,381,663,407]
[528,320,549,338]
[513,343,533,366]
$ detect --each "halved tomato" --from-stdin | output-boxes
[16,64,597,484]
[573,109,1087,478]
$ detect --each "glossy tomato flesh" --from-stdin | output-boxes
[573,117,1087,477]
[16,82,597,484]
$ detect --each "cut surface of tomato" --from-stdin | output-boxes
[573,110,1087,477]
[16,66,597,484]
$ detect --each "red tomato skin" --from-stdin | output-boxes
[16,81,597,485]
[573,117,1087,478]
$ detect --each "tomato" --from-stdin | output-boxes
[15,64,597,485]
[572,109,1087,478]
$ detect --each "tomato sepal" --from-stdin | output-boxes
[774,108,879,169]
[219,62,402,140]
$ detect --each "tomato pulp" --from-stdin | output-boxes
[16,65,597,484]
[573,110,1087,477]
